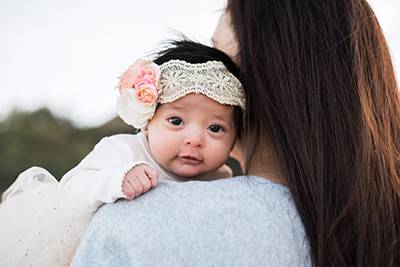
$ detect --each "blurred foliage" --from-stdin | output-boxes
[0,108,132,194]
[0,108,242,194]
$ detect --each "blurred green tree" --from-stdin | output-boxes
[0,108,132,193]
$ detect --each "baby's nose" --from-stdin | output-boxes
[184,133,203,148]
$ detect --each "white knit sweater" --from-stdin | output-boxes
[72,176,311,266]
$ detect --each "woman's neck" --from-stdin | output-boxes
[244,137,287,186]
[247,155,286,185]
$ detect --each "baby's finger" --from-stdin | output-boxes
[143,167,159,187]
[136,173,152,193]
[122,180,136,200]
[130,176,144,197]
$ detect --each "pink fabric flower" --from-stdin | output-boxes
[118,59,161,105]
[116,59,160,128]
[136,85,158,104]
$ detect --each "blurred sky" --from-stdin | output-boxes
[0,0,399,128]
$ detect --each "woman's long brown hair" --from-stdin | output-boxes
[227,0,400,266]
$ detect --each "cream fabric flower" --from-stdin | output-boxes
[116,59,160,128]
[116,89,156,129]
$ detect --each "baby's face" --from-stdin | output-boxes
[147,93,237,178]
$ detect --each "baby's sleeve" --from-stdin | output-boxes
[58,135,148,212]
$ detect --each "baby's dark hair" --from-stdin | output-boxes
[153,40,243,138]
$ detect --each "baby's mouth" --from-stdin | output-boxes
[179,155,202,164]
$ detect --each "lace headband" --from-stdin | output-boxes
[116,59,245,128]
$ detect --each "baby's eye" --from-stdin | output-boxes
[168,116,183,126]
[208,124,224,133]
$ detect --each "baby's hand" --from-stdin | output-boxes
[122,164,159,200]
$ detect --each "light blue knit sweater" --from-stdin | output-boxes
[72,176,311,266]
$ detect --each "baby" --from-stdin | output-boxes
[0,40,245,266]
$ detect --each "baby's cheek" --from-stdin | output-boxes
[147,138,166,163]
[207,144,232,166]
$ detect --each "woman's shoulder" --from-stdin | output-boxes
[154,176,295,214]
[73,176,311,266]
[107,176,298,222]
[139,176,306,242]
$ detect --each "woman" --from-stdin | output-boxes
[73,0,400,266]
[220,0,400,265]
